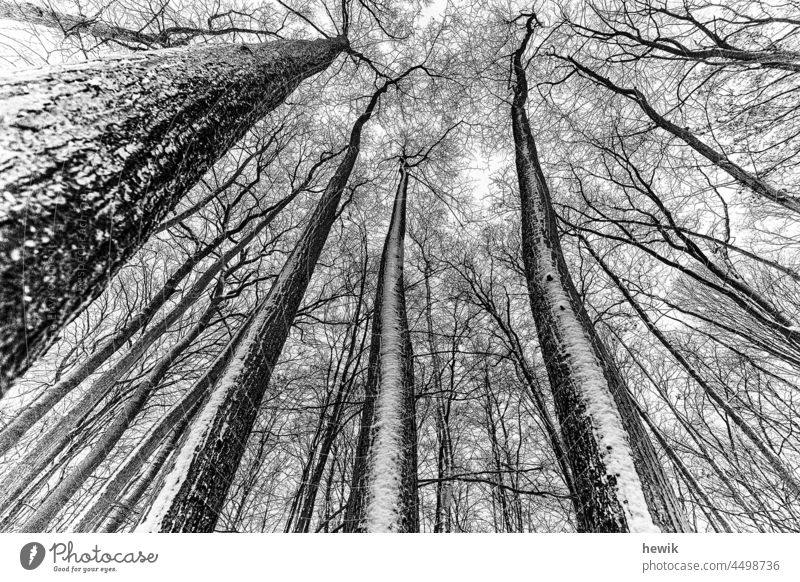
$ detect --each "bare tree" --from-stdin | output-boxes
[509,14,688,532]
[345,159,418,532]
[1,0,798,536]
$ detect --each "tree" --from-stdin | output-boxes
[345,159,418,532]
[0,18,347,393]
[554,0,800,214]
[509,14,688,532]
[1,0,799,536]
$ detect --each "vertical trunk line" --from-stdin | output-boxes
[347,162,419,532]
[509,22,686,532]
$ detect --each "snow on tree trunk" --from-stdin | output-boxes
[0,35,346,393]
[134,84,391,532]
[346,163,418,533]
[0,241,218,457]
[510,29,688,533]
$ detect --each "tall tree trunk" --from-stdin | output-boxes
[510,20,688,533]
[344,162,418,533]
[621,335,763,528]
[135,81,397,532]
[292,369,356,533]
[0,34,346,393]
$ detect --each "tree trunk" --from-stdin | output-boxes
[134,82,394,532]
[510,22,688,533]
[0,34,346,393]
[623,336,762,528]
[344,162,418,532]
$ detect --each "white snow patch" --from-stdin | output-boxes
[539,238,658,532]
[521,157,658,532]
[363,185,408,533]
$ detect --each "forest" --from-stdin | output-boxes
[0,0,799,534]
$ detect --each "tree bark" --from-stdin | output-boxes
[0,34,346,393]
[510,20,689,533]
[344,162,419,532]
